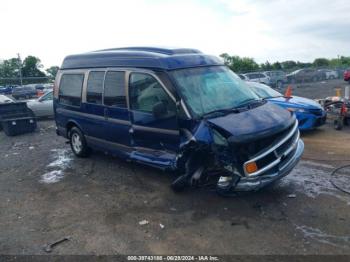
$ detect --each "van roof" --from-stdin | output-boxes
[60,47,223,70]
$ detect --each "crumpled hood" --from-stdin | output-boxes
[207,102,294,143]
[268,96,322,109]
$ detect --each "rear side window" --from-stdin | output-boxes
[104,71,127,107]
[87,71,105,104]
[59,74,84,106]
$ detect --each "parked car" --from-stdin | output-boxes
[0,86,13,95]
[11,86,37,100]
[0,94,14,104]
[35,84,44,90]
[247,82,326,131]
[243,72,271,85]
[54,47,303,195]
[344,69,350,82]
[317,69,338,80]
[264,70,287,89]
[286,69,323,83]
[238,74,248,81]
[26,91,54,118]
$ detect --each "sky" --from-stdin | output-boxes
[1,0,349,68]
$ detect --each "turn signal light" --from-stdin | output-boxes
[245,162,258,174]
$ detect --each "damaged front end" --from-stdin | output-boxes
[173,104,304,195]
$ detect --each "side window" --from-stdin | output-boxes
[104,71,127,108]
[59,74,84,106]
[40,92,53,101]
[129,73,176,116]
[87,71,104,104]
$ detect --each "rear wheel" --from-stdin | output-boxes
[69,127,90,157]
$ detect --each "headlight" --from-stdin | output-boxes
[287,107,306,113]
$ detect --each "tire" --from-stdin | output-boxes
[69,127,90,157]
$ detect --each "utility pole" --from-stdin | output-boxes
[17,53,23,86]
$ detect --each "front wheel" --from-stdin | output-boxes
[69,127,90,157]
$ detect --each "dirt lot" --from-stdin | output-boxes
[0,79,350,256]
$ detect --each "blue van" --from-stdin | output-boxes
[54,47,304,194]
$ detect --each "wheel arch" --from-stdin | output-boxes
[66,120,84,138]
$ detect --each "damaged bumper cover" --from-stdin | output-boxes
[233,139,304,191]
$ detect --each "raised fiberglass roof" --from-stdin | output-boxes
[60,47,223,70]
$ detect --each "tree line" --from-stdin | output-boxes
[220,53,350,74]
[0,55,59,85]
[1,54,350,86]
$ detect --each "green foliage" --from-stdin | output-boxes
[21,56,46,82]
[313,58,329,67]
[46,66,59,80]
[0,55,59,85]
[220,54,259,73]
[220,53,350,73]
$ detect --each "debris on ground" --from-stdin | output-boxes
[330,165,350,195]
[138,220,149,226]
[43,236,71,253]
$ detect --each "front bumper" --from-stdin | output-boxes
[297,112,327,131]
[234,139,304,191]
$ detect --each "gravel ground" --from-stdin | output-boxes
[0,79,350,256]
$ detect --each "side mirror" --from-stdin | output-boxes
[152,101,167,118]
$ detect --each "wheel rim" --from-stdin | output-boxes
[71,133,82,153]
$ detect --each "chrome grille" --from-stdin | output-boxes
[243,120,299,177]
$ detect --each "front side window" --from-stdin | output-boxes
[171,66,259,117]
[248,83,282,99]
[40,92,53,101]
[104,71,127,108]
[129,73,176,116]
[59,74,84,106]
[87,71,105,104]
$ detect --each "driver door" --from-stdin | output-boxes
[36,91,53,117]
[128,72,179,152]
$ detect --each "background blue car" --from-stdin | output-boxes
[0,86,13,95]
[247,82,326,130]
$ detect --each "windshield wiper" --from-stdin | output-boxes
[234,98,263,108]
[201,107,240,118]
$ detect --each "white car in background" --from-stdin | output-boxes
[0,95,14,104]
[26,91,54,118]
[243,72,271,85]
[323,69,338,80]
